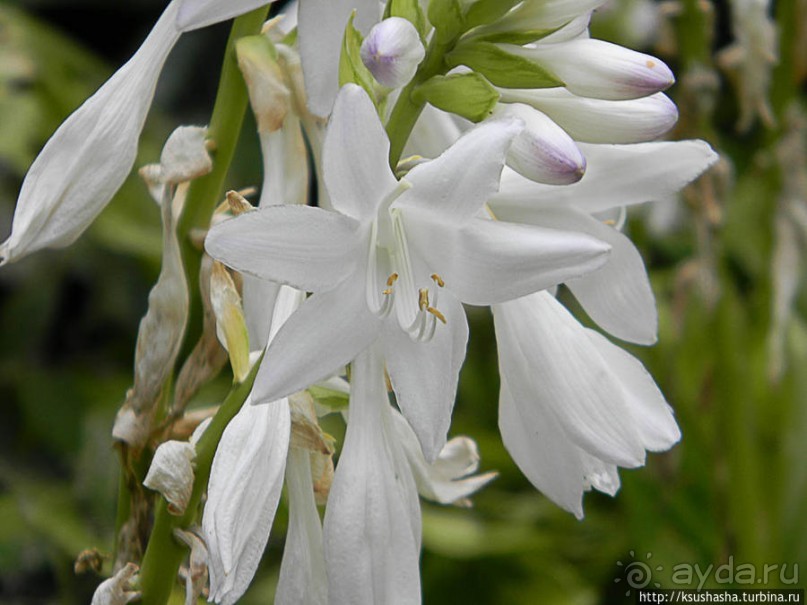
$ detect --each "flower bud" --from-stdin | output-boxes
[495,103,586,185]
[360,17,425,88]
[499,88,679,144]
[504,39,674,100]
[476,0,606,37]
[143,440,196,515]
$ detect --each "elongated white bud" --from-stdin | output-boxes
[476,0,606,36]
[504,39,674,100]
[500,88,679,144]
[495,103,586,185]
[143,440,196,515]
[360,17,425,88]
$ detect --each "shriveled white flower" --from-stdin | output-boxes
[159,125,213,184]
[207,84,611,461]
[360,17,425,89]
[494,290,681,518]
[91,562,140,605]
[143,440,196,515]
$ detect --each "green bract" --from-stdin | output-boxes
[447,41,564,88]
[413,72,499,122]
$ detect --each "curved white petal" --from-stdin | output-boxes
[493,140,719,213]
[383,289,468,462]
[204,397,291,605]
[404,104,463,159]
[494,292,646,468]
[205,205,362,292]
[323,347,421,605]
[405,215,610,305]
[398,118,523,222]
[0,2,181,265]
[585,329,680,451]
[276,449,328,605]
[323,85,398,220]
[492,205,657,344]
[255,274,382,403]
[176,0,273,32]
[299,0,381,116]
[498,89,678,144]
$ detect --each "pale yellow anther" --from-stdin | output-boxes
[387,273,399,287]
[430,273,445,288]
[427,307,447,324]
[604,219,616,226]
[382,288,393,295]
[418,288,429,310]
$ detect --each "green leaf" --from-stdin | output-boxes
[338,11,376,99]
[427,0,464,42]
[385,0,428,39]
[471,28,559,45]
[308,385,350,411]
[413,72,500,122]
[462,0,521,31]
[447,42,563,88]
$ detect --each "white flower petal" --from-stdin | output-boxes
[492,205,657,344]
[159,125,212,184]
[493,140,720,213]
[299,0,381,116]
[499,89,679,144]
[323,84,398,220]
[405,214,610,305]
[276,448,328,605]
[499,374,588,518]
[255,275,382,403]
[205,205,362,292]
[0,2,181,265]
[585,329,681,451]
[398,118,523,222]
[505,39,674,100]
[143,440,196,515]
[176,0,274,31]
[383,289,468,462]
[323,347,421,605]
[494,292,646,467]
[204,397,291,605]
[404,104,463,159]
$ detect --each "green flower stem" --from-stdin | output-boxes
[138,359,261,604]
[176,6,270,352]
[386,35,456,169]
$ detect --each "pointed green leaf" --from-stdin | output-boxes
[463,0,522,30]
[427,0,464,41]
[413,72,500,122]
[339,11,376,100]
[308,385,350,411]
[447,42,564,88]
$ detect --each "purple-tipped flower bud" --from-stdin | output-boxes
[496,103,587,185]
[360,17,425,89]
[504,39,675,101]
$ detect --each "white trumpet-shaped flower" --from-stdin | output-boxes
[323,345,421,605]
[494,290,681,519]
[206,84,611,461]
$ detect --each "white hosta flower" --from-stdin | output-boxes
[203,285,304,605]
[207,84,611,460]
[91,562,140,605]
[392,410,497,507]
[204,395,291,605]
[503,39,674,100]
[323,346,421,605]
[360,17,425,89]
[495,103,586,185]
[491,141,719,344]
[298,0,381,115]
[494,290,681,519]
[498,88,679,144]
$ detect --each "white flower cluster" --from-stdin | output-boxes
[1,0,719,603]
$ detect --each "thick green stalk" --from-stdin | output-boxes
[138,361,261,604]
[385,35,456,169]
[176,6,270,351]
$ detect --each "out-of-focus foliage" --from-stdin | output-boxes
[0,0,805,604]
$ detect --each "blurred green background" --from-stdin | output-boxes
[0,0,805,603]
